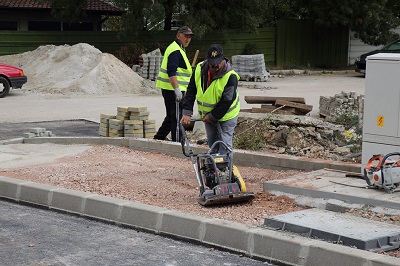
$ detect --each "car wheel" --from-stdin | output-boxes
[0,76,10,98]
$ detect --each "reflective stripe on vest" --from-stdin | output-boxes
[155,41,192,91]
[195,63,240,122]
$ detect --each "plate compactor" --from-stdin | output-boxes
[364,152,400,193]
[180,122,255,206]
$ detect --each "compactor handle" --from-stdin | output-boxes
[180,122,192,157]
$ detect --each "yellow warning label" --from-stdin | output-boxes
[377,116,384,127]
[214,157,224,163]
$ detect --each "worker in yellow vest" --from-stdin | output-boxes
[181,44,240,154]
[154,26,194,142]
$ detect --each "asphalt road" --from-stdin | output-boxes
[0,120,99,141]
[0,200,272,266]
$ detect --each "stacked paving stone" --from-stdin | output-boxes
[231,54,270,82]
[108,119,124,137]
[99,114,116,137]
[139,49,163,80]
[99,106,156,138]
[24,127,53,138]
[319,91,364,122]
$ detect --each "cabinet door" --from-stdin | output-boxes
[364,56,400,137]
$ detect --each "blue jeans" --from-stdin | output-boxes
[204,116,238,154]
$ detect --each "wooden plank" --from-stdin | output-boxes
[251,107,296,115]
[244,96,306,104]
[259,105,296,112]
[275,99,313,114]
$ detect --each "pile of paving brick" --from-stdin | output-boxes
[319,91,364,121]
[132,49,163,81]
[99,106,156,138]
[232,54,270,82]
[24,128,54,138]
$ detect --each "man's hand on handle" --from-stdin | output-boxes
[181,115,191,126]
[174,87,182,102]
[202,114,212,123]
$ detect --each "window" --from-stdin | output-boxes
[0,21,18,30]
[63,21,93,31]
[388,41,400,51]
[28,21,61,31]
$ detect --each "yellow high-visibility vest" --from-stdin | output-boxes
[156,41,192,91]
[194,63,240,121]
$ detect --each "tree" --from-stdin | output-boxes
[46,0,88,22]
[44,0,400,45]
[112,0,178,33]
[262,0,400,46]
[180,0,266,37]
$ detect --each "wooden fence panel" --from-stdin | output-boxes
[276,19,349,68]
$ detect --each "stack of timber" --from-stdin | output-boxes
[242,96,313,115]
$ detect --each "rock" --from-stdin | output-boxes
[286,128,305,148]
[333,146,351,155]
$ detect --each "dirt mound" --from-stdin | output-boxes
[0,43,157,95]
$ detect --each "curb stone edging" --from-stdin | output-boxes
[1,176,399,266]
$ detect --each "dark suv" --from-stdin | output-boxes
[0,63,27,98]
[355,39,400,75]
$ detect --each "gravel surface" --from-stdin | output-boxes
[0,144,305,227]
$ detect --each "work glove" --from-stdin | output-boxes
[174,87,182,102]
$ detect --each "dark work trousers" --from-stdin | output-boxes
[154,89,184,142]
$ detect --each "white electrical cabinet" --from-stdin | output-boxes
[362,53,400,164]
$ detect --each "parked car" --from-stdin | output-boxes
[355,39,400,74]
[0,63,27,98]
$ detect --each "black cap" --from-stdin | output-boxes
[177,26,194,36]
[207,44,224,65]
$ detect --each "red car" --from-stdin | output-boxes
[0,63,27,98]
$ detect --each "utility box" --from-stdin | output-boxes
[362,53,400,164]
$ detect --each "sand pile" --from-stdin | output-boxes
[0,43,157,95]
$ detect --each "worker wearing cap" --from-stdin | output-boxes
[154,26,194,142]
[181,44,240,154]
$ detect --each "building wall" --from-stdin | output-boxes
[0,10,102,31]
[348,28,400,65]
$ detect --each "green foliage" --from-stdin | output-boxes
[182,0,265,38]
[47,0,87,22]
[243,43,262,55]
[233,117,273,151]
[334,109,360,131]
[233,130,264,151]
[45,0,400,46]
[334,108,362,153]
[112,0,177,35]
[293,0,400,46]
[260,0,400,46]
[113,42,164,67]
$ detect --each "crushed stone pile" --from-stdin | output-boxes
[0,43,158,96]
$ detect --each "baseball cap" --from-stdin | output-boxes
[207,44,224,65]
[177,26,194,36]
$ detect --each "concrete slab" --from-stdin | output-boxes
[264,208,400,252]
[264,169,400,210]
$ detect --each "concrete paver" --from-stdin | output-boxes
[264,169,400,210]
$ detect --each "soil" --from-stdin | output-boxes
[0,145,305,226]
